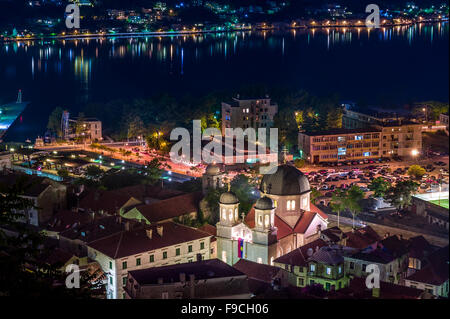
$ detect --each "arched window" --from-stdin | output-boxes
[258,214,263,226]
[222,209,227,221]
[228,209,233,221]
[235,208,238,221]
[264,214,270,228]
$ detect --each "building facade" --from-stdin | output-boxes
[217,164,328,267]
[298,128,381,164]
[221,96,278,135]
[87,221,212,299]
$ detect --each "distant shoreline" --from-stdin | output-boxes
[1,18,448,43]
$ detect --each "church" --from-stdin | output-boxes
[214,164,329,266]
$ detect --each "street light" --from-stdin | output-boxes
[411,149,419,157]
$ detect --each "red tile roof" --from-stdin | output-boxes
[233,259,282,283]
[406,245,449,286]
[131,192,202,223]
[79,189,132,213]
[88,221,211,259]
[344,226,381,249]
[273,239,327,266]
[198,224,217,237]
[310,203,328,220]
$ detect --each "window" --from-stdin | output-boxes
[355,135,363,140]
[122,292,126,299]
[264,214,270,228]
[338,266,342,274]
[326,267,331,275]
[362,264,367,272]
[349,262,354,270]
[222,250,227,263]
[325,282,331,291]
[257,257,262,264]
[310,264,316,272]
[109,261,112,269]
[136,258,141,266]
[122,277,127,286]
[299,278,304,286]
[188,245,193,253]
[162,292,169,299]
[258,215,263,225]
[163,251,168,259]
[287,200,295,210]
[200,242,205,250]
[149,255,154,263]
[176,248,180,256]
[122,261,127,270]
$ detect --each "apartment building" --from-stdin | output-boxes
[87,221,212,299]
[221,95,278,135]
[298,128,381,164]
[375,122,422,158]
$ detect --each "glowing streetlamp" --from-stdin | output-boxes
[411,149,419,157]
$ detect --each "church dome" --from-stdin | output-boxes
[205,163,221,176]
[260,164,310,196]
[220,191,239,205]
[255,196,274,210]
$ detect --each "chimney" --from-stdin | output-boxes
[124,221,130,231]
[189,274,195,298]
[157,225,163,237]
[179,273,186,283]
[372,287,380,298]
[146,229,153,239]
[157,277,163,285]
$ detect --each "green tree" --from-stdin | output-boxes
[346,185,364,229]
[127,115,145,140]
[310,187,322,204]
[230,174,257,216]
[143,158,163,185]
[85,165,103,179]
[330,188,346,228]
[57,168,70,179]
[407,165,426,180]
[384,180,419,211]
[273,108,299,150]
[0,178,102,297]
[47,107,64,138]
[368,177,390,198]
[294,158,306,169]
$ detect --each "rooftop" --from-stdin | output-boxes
[88,221,211,259]
[301,127,380,136]
[128,258,244,285]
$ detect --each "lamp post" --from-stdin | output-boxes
[422,107,427,123]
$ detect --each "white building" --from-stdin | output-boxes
[87,221,212,299]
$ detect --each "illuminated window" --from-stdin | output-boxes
[228,209,233,221]
[258,214,263,225]
[222,250,227,263]
[264,214,270,228]
[257,257,262,264]
[222,209,227,221]
[287,200,295,210]
[326,267,331,275]
[310,264,315,272]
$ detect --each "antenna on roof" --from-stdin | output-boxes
[17,90,22,103]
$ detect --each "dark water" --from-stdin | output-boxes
[0,23,448,142]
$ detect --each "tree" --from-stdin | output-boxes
[143,158,163,185]
[346,185,364,229]
[0,178,102,297]
[230,174,257,216]
[75,112,89,143]
[310,187,322,204]
[127,115,145,140]
[330,188,347,228]
[294,158,306,169]
[85,165,103,179]
[407,165,426,180]
[47,107,64,138]
[325,107,343,129]
[368,177,390,198]
[384,180,419,211]
[273,108,299,150]
[57,168,70,179]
